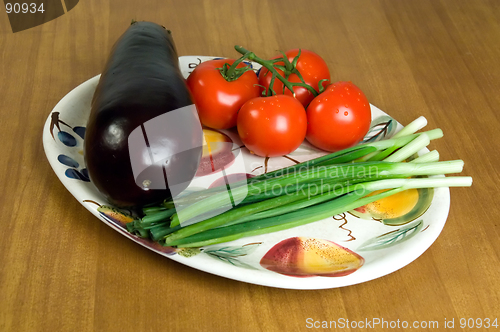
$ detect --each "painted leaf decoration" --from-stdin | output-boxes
[260,237,364,277]
[57,154,79,168]
[210,255,259,270]
[176,248,202,258]
[243,61,253,68]
[57,131,77,147]
[65,168,90,182]
[80,168,89,179]
[361,115,397,143]
[357,220,423,251]
[73,126,86,139]
[203,243,261,258]
[97,205,135,224]
[203,243,261,270]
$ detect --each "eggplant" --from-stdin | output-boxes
[84,21,203,207]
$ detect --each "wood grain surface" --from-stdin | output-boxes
[1,0,499,331]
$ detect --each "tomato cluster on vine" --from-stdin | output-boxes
[186,46,372,157]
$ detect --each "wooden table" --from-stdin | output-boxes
[1,1,498,331]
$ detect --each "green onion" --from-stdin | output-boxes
[164,128,444,211]
[367,126,441,163]
[393,116,428,138]
[150,224,182,241]
[383,133,430,162]
[166,180,358,243]
[168,176,472,248]
[164,160,465,243]
[141,208,176,224]
[410,150,439,163]
[358,116,428,161]
[142,206,168,215]
[124,119,472,250]
[221,175,408,226]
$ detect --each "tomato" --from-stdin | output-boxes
[306,81,371,152]
[237,95,307,157]
[187,59,260,129]
[258,49,330,107]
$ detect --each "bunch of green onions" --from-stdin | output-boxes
[127,117,472,248]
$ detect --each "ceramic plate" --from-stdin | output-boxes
[43,56,450,289]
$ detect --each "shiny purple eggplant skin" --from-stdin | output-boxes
[84,21,202,207]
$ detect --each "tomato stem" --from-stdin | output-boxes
[222,52,253,81]
[234,45,319,98]
[318,79,330,93]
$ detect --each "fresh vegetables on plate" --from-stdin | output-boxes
[127,117,472,248]
[82,21,472,252]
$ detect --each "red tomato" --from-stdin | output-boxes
[237,95,307,157]
[306,81,371,152]
[258,49,330,107]
[187,59,260,129]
